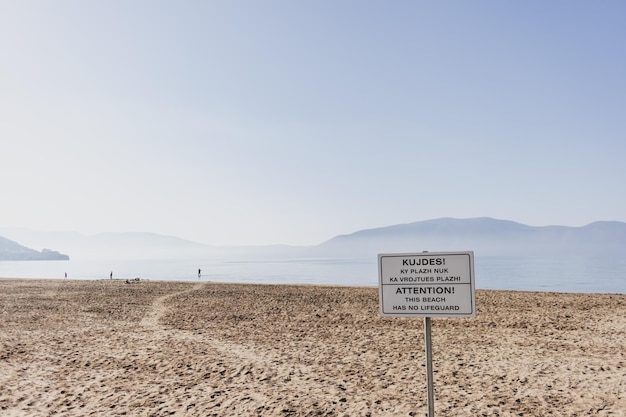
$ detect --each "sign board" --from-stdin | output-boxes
[379,251,476,318]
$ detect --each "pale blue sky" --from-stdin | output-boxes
[1,1,625,245]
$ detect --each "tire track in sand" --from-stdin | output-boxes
[136,283,345,411]
[141,282,205,329]
[138,282,342,409]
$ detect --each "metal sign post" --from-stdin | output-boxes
[378,251,476,417]
[424,317,435,416]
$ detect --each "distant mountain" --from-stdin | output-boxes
[2,218,625,260]
[0,229,210,260]
[314,217,626,257]
[0,228,313,260]
[0,236,69,261]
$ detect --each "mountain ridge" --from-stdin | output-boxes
[315,217,626,257]
[2,217,625,259]
[0,228,210,260]
[0,236,69,261]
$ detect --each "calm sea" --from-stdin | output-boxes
[0,255,624,294]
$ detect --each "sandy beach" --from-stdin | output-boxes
[0,279,624,416]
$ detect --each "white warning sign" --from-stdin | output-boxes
[379,251,476,318]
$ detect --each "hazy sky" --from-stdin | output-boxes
[1,1,625,246]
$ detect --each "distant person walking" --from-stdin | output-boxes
[64,272,67,279]
[198,268,201,279]
[110,271,113,280]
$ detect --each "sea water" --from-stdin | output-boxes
[0,255,624,294]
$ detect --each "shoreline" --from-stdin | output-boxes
[1,277,624,295]
[1,279,624,416]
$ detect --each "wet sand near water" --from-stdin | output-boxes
[0,279,624,416]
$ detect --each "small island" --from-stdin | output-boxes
[0,237,69,261]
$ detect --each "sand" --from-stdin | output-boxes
[0,279,624,416]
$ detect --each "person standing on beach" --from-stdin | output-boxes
[110,271,113,280]
[198,268,201,279]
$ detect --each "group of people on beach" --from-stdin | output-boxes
[105,269,203,281]
[63,269,205,281]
